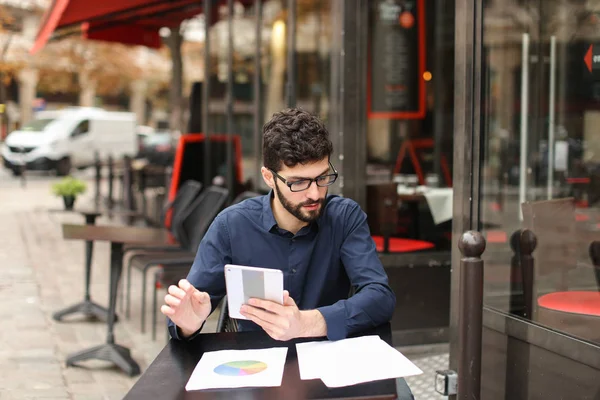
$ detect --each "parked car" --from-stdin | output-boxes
[137,131,177,166]
[1,107,137,176]
[135,125,154,157]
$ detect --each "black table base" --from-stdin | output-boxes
[53,300,115,323]
[65,242,140,376]
[66,343,140,377]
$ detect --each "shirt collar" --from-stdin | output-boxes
[261,190,278,231]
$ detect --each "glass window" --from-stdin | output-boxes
[261,0,288,124]
[71,120,89,137]
[21,118,55,132]
[365,0,455,251]
[481,0,600,346]
[207,3,257,191]
[294,0,333,123]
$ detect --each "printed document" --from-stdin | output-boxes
[185,347,288,391]
[296,335,422,388]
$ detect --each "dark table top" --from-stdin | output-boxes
[62,223,177,246]
[48,205,144,218]
[48,208,103,217]
[124,325,397,400]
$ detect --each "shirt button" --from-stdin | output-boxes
[291,269,297,273]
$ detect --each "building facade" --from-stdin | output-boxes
[202,0,600,397]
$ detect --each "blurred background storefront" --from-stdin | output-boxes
[6,0,600,397]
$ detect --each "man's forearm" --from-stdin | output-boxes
[299,310,328,338]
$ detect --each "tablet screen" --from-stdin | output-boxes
[225,265,283,320]
[242,269,265,304]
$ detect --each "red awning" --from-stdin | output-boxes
[83,23,162,49]
[31,0,207,53]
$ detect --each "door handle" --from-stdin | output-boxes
[519,33,530,220]
[547,36,557,200]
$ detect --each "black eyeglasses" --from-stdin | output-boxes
[269,162,339,192]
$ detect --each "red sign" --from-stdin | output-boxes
[585,44,593,73]
[367,0,426,120]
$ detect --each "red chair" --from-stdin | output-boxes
[371,235,434,253]
[367,183,434,254]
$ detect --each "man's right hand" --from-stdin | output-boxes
[160,279,211,338]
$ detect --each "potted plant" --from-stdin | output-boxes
[51,176,87,210]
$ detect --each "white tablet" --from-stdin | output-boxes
[224,264,284,320]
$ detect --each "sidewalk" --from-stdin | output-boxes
[0,167,447,400]
[0,169,177,399]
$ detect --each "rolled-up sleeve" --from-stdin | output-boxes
[317,203,396,340]
[167,214,232,340]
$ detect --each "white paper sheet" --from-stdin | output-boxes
[296,336,423,388]
[295,339,336,380]
[422,188,453,225]
[396,185,454,225]
[185,347,288,391]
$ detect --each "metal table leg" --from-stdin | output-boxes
[53,214,114,322]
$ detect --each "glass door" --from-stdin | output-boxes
[475,0,600,398]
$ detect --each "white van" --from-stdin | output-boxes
[1,107,137,176]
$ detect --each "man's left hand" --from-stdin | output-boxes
[240,290,325,341]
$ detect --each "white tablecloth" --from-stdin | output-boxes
[397,186,454,225]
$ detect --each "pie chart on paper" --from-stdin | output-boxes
[213,360,268,376]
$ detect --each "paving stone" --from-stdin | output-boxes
[62,368,95,385]
[70,395,105,400]
[4,388,70,399]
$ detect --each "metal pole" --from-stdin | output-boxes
[253,0,263,190]
[107,154,114,209]
[94,151,101,205]
[19,146,26,188]
[547,36,556,200]
[519,229,537,320]
[122,155,133,213]
[432,0,446,185]
[505,228,536,400]
[590,241,600,288]
[225,0,234,200]
[519,33,530,220]
[457,231,486,400]
[286,0,297,108]
[202,0,212,188]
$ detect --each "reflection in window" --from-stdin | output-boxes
[262,0,287,123]
[208,2,257,190]
[294,0,332,122]
[480,1,600,346]
[365,0,455,252]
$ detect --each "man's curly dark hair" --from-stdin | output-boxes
[262,108,333,172]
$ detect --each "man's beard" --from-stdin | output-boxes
[274,183,325,223]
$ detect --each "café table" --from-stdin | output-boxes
[48,206,145,322]
[123,324,399,400]
[62,223,177,376]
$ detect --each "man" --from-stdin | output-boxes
[162,108,395,341]
[161,108,414,397]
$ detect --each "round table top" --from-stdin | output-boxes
[538,291,600,317]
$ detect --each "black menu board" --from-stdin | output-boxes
[368,0,425,119]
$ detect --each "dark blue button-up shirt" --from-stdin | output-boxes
[168,192,395,341]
